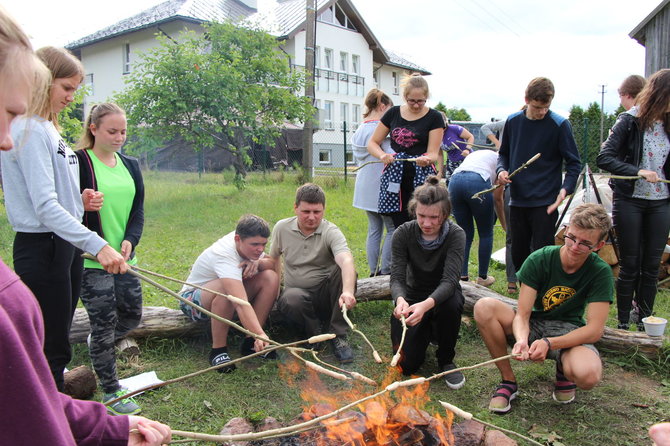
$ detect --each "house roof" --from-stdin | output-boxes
[385,49,430,75]
[629,0,670,44]
[67,0,256,50]
[66,0,428,74]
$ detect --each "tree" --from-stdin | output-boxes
[432,102,470,122]
[59,88,88,146]
[117,21,313,188]
[568,102,619,168]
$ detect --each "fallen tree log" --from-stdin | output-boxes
[70,276,664,356]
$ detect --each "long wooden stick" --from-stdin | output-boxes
[471,153,541,200]
[439,401,543,446]
[456,140,497,150]
[600,174,670,184]
[390,315,406,367]
[342,306,382,363]
[352,157,420,172]
[131,264,251,307]
[167,354,514,443]
[105,335,334,406]
[309,350,377,385]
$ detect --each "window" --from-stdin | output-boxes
[123,43,131,74]
[319,149,332,164]
[352,104,361,129]
[340,102,348,129]
[314,46,320,67]
[346,150,354,164]
[352,55,360,75]
[85,73,94,95]
[373,69,380,88]
[318,4,357,31]
[324,101,334,129]
[392,71,399,95]
[324,48,333,69]
[340,52,348,72]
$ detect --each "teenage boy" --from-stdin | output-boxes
[497,77,581,270]
[179,214,279,372]
[269,183,357,363]
[474,203,614,414]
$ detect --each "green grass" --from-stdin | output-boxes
[1,169,669,445]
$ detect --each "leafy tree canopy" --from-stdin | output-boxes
[434,102,471,122]
[117,21,313,186]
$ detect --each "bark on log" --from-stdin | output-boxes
[116,337,140,358]
[63,365,97,400]
[70,275,663,356]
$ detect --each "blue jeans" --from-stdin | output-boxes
[448,171,494,278]
[366,211,395,275]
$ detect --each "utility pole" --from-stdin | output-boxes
[302,0,316,180]
[599,84,606,146]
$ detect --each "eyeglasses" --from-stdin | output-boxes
[562,233,595,251]
[406,99,426,105]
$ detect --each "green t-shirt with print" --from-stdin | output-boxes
[517,245,614,326]
[83,150,137,270]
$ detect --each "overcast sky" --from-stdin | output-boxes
[5,0,662,121]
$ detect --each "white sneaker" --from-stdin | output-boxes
[476,276,496,287]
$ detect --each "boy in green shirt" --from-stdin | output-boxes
[474,203,614,414]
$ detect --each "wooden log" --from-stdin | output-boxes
[116,337,140,358]
[69,307,208,344]
[63,365,97,400]
[70,276,663,356]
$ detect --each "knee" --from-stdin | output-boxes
[566,362,602,390]
[258,269,279,290]
[473,298,498,324]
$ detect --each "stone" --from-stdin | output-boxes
[484,429,518,446]
[452,420,485,446]
[219,417,254,446]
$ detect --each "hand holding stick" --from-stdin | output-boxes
[352,157,420,172]
[471,153,541,201]
[342,306,383,363]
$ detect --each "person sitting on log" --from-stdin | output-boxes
[474,203,614,414]
[268,183,358,364]
[179,214,279,373]
[390,176,467,389]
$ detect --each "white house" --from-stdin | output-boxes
[66,0,429,170]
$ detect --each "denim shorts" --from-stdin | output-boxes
[507,318,599,363]
[179,288,209,322]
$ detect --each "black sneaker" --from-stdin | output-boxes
[211,351,236,373]
[442,363,466,390]
[331,336,354,364]
[239,337,278,360]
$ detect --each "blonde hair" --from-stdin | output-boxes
[31,46,84,128]
[569,203,611,241]
[362,88,392,118]
[77,102,126,150]
[0,6,48,114]
[401,73,429,100]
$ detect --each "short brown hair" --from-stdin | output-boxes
[363,88,392,119]
[408,176,451,218]
[568,203,611,241]
[618,74,646,99]
[295,183,325,206]
[236,214,270,239]
[525,77,554,103]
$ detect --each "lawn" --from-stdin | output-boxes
[1,169,668,445]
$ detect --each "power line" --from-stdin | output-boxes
[449,0,507,36]
[469,0,522,37]
[485,0,531,35]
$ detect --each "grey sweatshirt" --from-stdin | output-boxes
[1,116,107,255]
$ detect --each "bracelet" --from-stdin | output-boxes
[541,337,552,350]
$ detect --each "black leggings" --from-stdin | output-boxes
[390,292,464,375]
[13,232,83,391]
[612,195,670,323]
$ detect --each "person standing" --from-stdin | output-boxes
[368,74,445,227]
[76,103,145,414]
[618,74,646,111]
[448,149,504,286]
[390,176,466,389]
[438,122,475,183]
[0,8,170,443]
[1,46,126,391]
[597,69,670,331]
[352,88,395,276]
[497,77,581,271]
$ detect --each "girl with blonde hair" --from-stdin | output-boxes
[1,46,126,391]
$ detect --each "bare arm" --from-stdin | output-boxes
[416,127,444,167]
[220,278,268,342]
[459,128,474,156]
[334,251,357,309]
[367,122,394,164]
[511,283,536,360]
[493,183,506,231]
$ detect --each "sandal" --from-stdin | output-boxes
[507,282,518,294]
[489,380,518,414]
[553,365,576,404]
